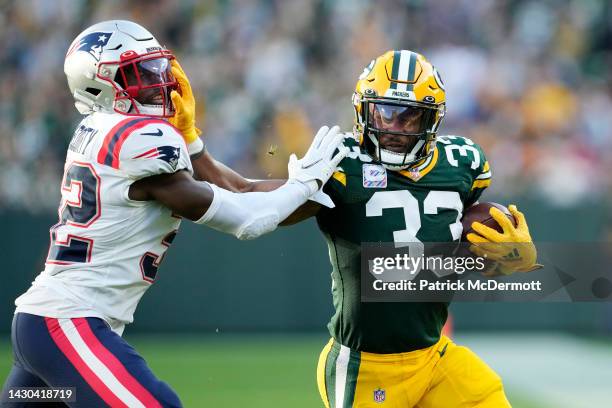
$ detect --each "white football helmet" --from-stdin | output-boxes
[64,20,176,117]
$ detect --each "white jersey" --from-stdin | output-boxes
[16,112,192,334]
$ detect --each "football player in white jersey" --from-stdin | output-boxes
[0,20,347,408]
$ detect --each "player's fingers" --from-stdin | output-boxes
[468,245,493,259]
[508,204,527,229]
[171,59,188,84]
[325,129,344,158]
[170,91,184,114]
[469,238,507,254]
[171,59,185,75]
[311,126,330,150]
[469,244,506,262]
[171,68,185,98]
[466,232,490,244]
[171,66,194,101]
[468,244,481,255]
[171,68,190,94]
[330,146,349,168]
[170,66,186,88]
[321,126,340,151]
[482,243,509,258]
[489,207,515,234]
[471,221,506,242]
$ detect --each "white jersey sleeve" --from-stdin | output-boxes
[116,121,191,180]
[94,117,192,207]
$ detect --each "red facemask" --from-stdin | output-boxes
[98,50,177,117]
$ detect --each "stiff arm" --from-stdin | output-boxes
[129,170,312,239]
[129,126,347,239]
[188,151,327,225]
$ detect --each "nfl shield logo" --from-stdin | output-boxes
[408,167,422,181]
[373,388,386,403]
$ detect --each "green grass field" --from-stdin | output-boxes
[0,333,573,407]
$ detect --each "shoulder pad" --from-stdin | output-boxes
[97,118,190,178]
[341,133,360,148]
[337,133,373,167]
[436,134,486,171]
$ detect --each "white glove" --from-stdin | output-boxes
[288,125,349,195]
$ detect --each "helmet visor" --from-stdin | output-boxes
[116,57,176,107]
[367,102,431,154]
[368,103,428,135]
[137,58,173,86]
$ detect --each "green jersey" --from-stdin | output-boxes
[317,134,491,353]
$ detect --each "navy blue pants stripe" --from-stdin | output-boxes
[1,313,181,408]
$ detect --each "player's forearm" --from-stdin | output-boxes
[244,179,286,192]
[190,125,345,236]
[190,149,245,189]
[280,201,322,226]
[190,149,284,192]
[195,180,314,240]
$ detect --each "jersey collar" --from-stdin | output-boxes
[397,146,439,181]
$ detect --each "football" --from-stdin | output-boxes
[461,202,516,241]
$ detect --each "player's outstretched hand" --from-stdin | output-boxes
[168,59,202,146]
[288,125,349,195]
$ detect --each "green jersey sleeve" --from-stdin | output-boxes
[436,135,491,207]
[464,142,491,207]
[321,135,362,206]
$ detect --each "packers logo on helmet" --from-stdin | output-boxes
[353,50,446,171]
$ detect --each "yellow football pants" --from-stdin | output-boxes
[317,336,511,408]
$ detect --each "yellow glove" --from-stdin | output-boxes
[168,59,203,152]
[467,205,542,274]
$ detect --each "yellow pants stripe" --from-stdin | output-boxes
[318,340,362,408]
[317,339,334,408]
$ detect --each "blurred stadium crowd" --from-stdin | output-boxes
[0,0,610,212]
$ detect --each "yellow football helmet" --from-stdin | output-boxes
[353,50,446,170]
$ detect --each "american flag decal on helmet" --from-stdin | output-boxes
[67,31,113,61]
[133,146,180,170]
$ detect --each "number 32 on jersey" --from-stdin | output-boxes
[46,161,173,283]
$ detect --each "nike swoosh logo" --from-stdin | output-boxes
[141,128,163,137]
[301,158,322,169]
[438,343,449,358]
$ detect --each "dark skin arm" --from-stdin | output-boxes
[191,149,284,193]
[193,147,329,224]
[132,142,324,223]
[189,145,324,222]
[129,170,214,221]
[129,167,324,225]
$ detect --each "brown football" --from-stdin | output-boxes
[461,202,516,241]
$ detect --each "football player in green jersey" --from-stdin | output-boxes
[285,50,539,407]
